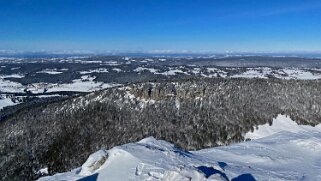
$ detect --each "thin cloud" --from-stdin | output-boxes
[262,3,321,17]
[216,2,321,20]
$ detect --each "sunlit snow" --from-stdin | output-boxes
[39,115,321,181]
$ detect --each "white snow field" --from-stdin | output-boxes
[0,77,25,93]
[0,97,18,110]
[45,75,120,93]
[245,114,321,140]
[39,115,321,181]
[231,67,321,80]
[36,69,64,74]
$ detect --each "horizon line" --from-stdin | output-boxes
[1,49,321,55]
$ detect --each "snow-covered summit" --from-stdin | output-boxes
[39,123,321,181]
[38,136,227,181]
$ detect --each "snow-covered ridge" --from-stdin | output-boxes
[39,116,321,181]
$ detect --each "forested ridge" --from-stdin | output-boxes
[1,77,321,180]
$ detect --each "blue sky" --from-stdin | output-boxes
[1,0,321,53]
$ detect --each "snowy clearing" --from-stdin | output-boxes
[46,75,120,92]
[0,74,25,78]
[112,68,122,72]
[78,68,109,74]
[134,67,159,73]
[157,68,189,76]
[0,78,25,93]
[36,69,66,74]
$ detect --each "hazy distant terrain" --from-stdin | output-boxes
[2,55,321,112]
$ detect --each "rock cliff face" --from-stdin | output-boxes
[1,77,321,180]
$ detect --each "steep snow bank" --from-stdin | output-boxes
[39,126,321,181]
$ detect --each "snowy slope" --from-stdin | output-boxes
[39,117,321,181]
[245,114,321,140]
